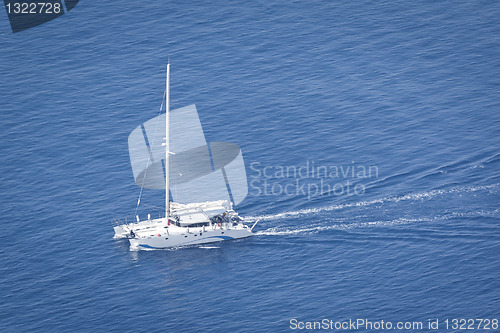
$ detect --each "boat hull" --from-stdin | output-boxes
[129,225,253,250]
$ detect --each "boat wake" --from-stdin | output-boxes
[245,183,498,222]
[246,183,499,237]
[254,209,500,236]
[255,217,428,236]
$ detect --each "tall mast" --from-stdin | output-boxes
[165,62,170,219]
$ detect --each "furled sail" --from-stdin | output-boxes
[128,104,248,205]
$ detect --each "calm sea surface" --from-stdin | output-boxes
[1,1,499,332]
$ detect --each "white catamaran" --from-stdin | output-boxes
[113,64,257,250]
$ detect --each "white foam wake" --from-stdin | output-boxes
[254,208,500,237]
[255,217,428,236]
[245,183,498,222]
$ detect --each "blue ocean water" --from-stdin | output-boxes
[1,1,499,332]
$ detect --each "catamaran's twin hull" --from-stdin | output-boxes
[129,226,252,250]
[113,211,256,250]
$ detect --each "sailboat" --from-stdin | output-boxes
[113,63,257,250]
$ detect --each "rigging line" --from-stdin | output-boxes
[134,88,167,217]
